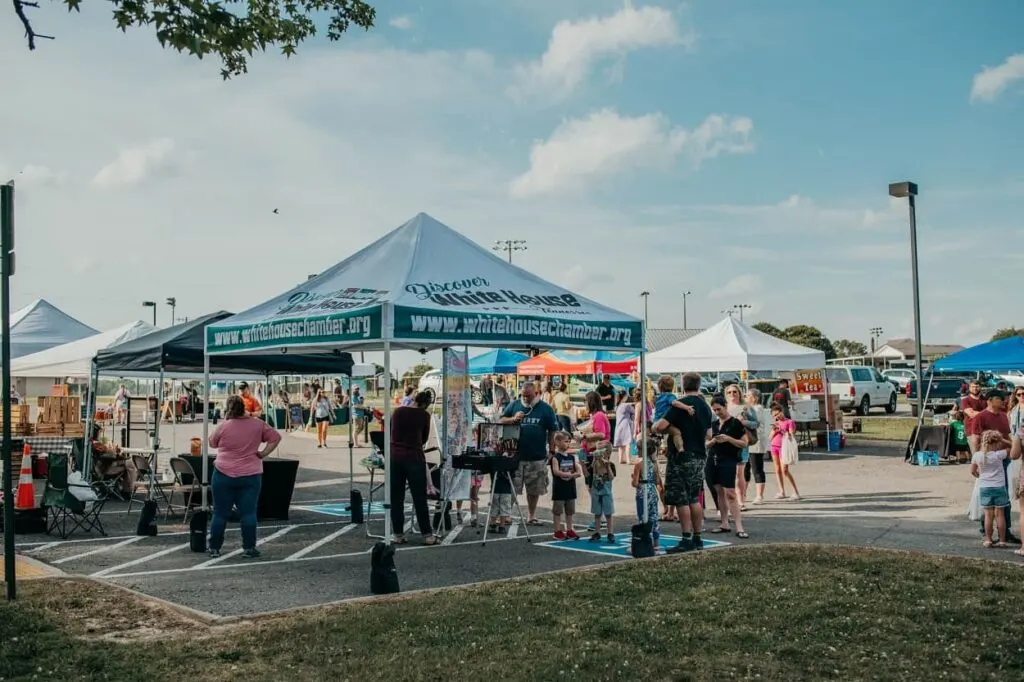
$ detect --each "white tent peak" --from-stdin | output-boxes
[10,320,155,378]
[8,299,98,359]
[646,316,826,372]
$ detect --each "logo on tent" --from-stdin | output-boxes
[277,288,389,316]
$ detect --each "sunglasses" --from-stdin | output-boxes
[1016,392,1024,397]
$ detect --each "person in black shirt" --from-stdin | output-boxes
[772,378,792,419]
[597,375,615,412]
[653,371,714,552]
[707,395,749,538]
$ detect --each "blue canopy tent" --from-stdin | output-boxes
[467,349,529,375]
[931,336,1024,373]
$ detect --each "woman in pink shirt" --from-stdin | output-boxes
[769,402,800,500]
[207,395,282,558]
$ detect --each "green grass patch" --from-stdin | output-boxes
[3,546,1023,681]
[852,417,917,442]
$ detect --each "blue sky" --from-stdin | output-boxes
[0,0,1022,369]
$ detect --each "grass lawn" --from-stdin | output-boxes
[852,416,917,443]
[3,546,1023,681]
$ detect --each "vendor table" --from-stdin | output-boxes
[181,455,299,521]
[904,425,952,462]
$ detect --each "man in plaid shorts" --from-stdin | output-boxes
[653,372,713,553]
[500,381,559,525]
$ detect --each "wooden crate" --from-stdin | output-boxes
[0,404,30,425]
[36,397,81,425]
[1,422,34,437]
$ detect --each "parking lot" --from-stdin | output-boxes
[9,422,1008,619]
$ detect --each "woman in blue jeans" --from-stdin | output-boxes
[207,395,282,558]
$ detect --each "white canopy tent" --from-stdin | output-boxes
[10,320,155,378]
[646,317,826,373]
[7,299,97,359]
[204,213,645,545]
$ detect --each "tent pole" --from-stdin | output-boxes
[383,342,393,545]
[824,373,832,452]
[201,346,211,511]
[83,360,99,480]
[151,369,164,500]
[640,348,649,523]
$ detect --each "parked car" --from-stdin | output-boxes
[906,375,967,417]
[881,368,916,391]
[825,365,898,415]
[417,370,482,404]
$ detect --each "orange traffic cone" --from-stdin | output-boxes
[15,444,36,510]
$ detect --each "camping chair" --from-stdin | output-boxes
[126,454,172,516]
[43,451,107,539]
[166,457,202,522]
[365,431,387,505]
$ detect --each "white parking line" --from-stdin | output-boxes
[52,537,144,565]
[292,478,351,489]
[441,525,463,545]
[284,524,356,561]
[101,533,530,579]
[195,525,297,568]
[90,542,190,578]
[24,541,62,555]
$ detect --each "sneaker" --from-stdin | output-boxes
[242,548,262,559]
[566,529,580,540]
[606,533,615,544]
[588,532,602,543]
[691,535,704,550]
[789,494,801,501]
[666,538,693,554]
[752,496,764,505]
[206,548,221,559]
[553,530,567,540]
[774,493,787,500]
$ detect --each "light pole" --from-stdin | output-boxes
[721,308,736,319]
[142,300,157,327]
[733,303,751,322]
[2,180,17,600]
[640,291,650,329]
[493,239,527,264]
[165,297,176,326]
[869,326,884,358]
[681,290,692,329]
[889,181,923,419]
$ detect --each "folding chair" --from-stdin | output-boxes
[126,454,172,516]
[166,457,202,522]
[43,452,107,539]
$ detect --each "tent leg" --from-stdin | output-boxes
[151,369,164,500]
[201,351,211,510]
[83,361,99,480]
[383,342,393,546]
[639,350,649,523]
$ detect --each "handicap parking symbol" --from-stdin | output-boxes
[539,534,729,558]
[299,502,397,518]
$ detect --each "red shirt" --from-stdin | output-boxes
[961,395,987,436]
[975,409,1010,438]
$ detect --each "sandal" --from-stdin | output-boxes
[424,535,439,546]
[393,536,409,545]
[710,527,730,534]
[526,519,544,526]
[995,541,1009,549]
[735,531,749,539]
[983,540,993,548]
[1014,548,1024,556]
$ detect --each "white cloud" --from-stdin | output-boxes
[389,15,413,30]
[970,53,1024,102]
[509,109,753,197]
[710,274,763,299]
[91,138,177,188]
[511,4,692,99]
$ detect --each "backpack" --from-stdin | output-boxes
[630,521,655,558]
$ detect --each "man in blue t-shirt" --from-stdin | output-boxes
[501,381,559,524]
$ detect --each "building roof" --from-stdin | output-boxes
[646,328,704,353]
[874,338,965,360]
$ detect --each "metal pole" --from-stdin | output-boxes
[2,181,16,600]
[640,296,649,523]
[383,341,393,545]
[908,195,924,421]
[201,343,211,510]
[682,293,688,330]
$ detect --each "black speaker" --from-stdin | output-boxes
[630,521,655,558]
[189,510,208,552]
[136,500,158,536]
[349,489,364,524]
[370,541,400,595]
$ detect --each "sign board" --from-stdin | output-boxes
[442,348,472,500]
[288,404,303,428]
[794,369,825,395]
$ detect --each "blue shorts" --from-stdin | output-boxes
[590,491,615,517]
[980,486,1010,509]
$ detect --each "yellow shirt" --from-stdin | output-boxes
[553,391,572,417]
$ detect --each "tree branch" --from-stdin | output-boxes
[13,0,55,50]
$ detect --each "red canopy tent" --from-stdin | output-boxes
[517,350,638,376]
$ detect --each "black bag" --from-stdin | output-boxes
[630,521,655,558]
[349,489,365,524]
[370,541,400,595]
[189,509,208,552]
[433,505,453,533]
[136,500,158,537]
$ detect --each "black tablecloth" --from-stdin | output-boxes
[181,455,299,521]
[904,425,952,462]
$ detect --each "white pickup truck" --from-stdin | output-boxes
[825,365,898,415]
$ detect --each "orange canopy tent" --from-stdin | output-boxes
[516,350,639,376]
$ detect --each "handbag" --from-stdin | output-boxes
[780,434,799,466]
[967,478,982,521]
[370,541,400,594]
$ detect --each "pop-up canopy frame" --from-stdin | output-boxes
[204,213,644,543]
